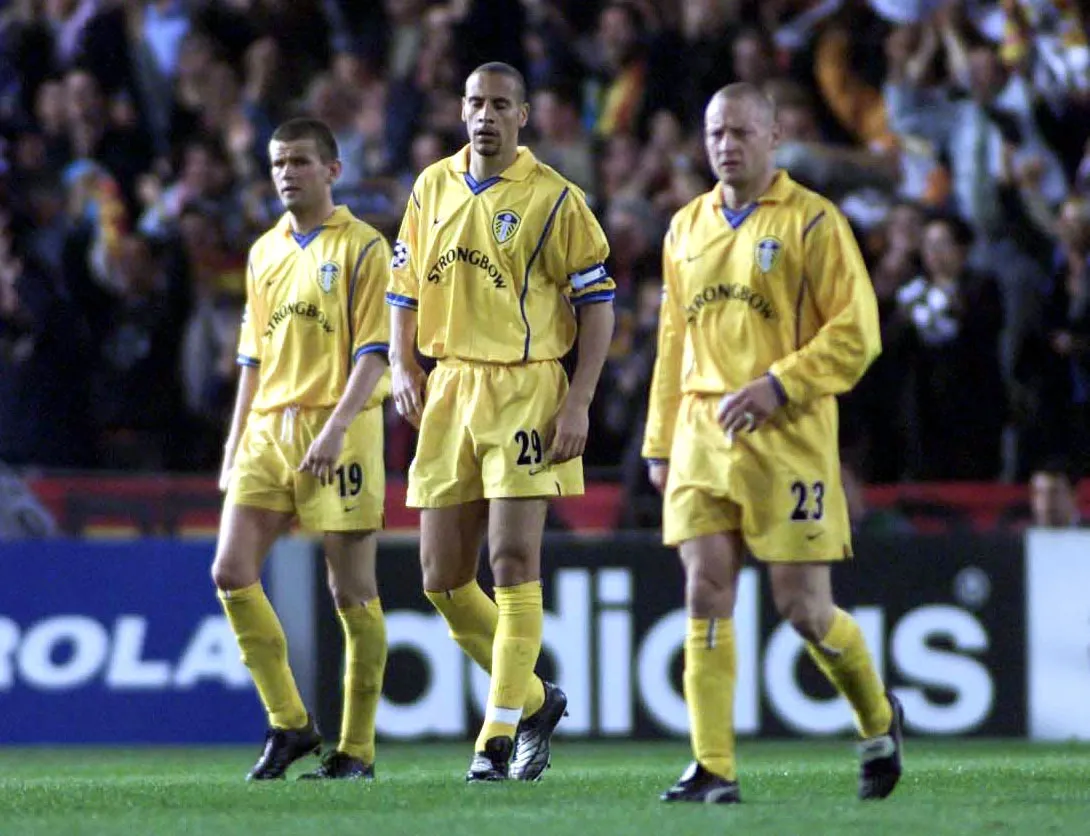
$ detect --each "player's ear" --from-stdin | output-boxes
[768,114,782,148]
[461,96,470,125]
[518,102,530,130]
[327,159,342,185]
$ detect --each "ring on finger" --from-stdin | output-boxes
[743,410,756,431]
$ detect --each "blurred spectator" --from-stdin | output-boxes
[86,232,188,470]
[896,215,1007,480]
[841,200,925,482]
[586,1,655,138]
[532,81,596,196]
[1029,455,1083,527]
[0,209,92,469]
[614,278,663,527]
[1014,195,1090,476]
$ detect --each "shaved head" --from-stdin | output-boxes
[706,82,776,127]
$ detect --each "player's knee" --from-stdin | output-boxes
[776,596,828,643]
[488,545,535,587]
[420,547,475,592]
[327,578,378,610]
[211,560,257,593]
[683,568,735,615]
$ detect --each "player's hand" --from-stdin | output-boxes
[717,375,784,436]
[392,358,427,428]
[546,397,590,463]
[648,461,668,494]
[299,422,347,486]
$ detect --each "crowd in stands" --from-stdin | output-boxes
[2,0,1088,516]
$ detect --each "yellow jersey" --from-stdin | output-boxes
[642,171,881,460]
[386,145,614,364]
[237,206,392,412]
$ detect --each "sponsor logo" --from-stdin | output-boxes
[426,246,507,289]
[262,301,336,338]
[375,567,996,738]
[0,615,249,691]
[685,283,778,324]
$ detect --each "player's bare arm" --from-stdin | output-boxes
[219,364,259,492]
[547,301,614,463]
[390,305,426,428]
[299,353,388,486]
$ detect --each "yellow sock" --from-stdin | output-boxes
[684,617,737,781]
[425,580,545,717]
[218,581,307,729]
[474,580,542,751]
[337,598,387,763]
[806,608,892,738]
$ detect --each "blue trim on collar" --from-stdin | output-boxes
[464,172,503,195]
[291,227,324,249]
[722,203,757,229]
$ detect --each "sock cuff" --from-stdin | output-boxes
[494,579,542,611]
[217,580,264,603]
[816,607,856,653]
[686,617,733,650]
[425,578,486,606]
[337,597,383,621]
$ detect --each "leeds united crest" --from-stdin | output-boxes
[317,261,340,293]
[754,237,782,274]
[492,210,521,244]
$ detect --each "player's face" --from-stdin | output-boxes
[462,72,528,159]
[921,221,965,279]
[268,138,339,212]
[704,95,779,191]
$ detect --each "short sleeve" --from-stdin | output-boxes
[386,187,422,311]
[554,188,615,307]
[351,235,393,363]
[236,254,262,366]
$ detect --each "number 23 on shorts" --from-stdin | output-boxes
[789,479,825,521]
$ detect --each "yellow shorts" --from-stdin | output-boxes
[407,359,584,508]
[662,394,851,561]
[227,404,385,532]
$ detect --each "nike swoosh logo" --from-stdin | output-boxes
[266,279,275,287]
[528,466,549,476]
[686,252,707,262]
[433,217,443,226]
[343,505,359,512]
[805,532,823,540]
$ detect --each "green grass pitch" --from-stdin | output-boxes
[1,740,1087,835]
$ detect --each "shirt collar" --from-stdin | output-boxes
[277,205,354,236]
[714,169,793,210]
[450,145,537,181]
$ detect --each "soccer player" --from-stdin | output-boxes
[387,62,615,782]
[212,118,391,781]
[642,83,904,804]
